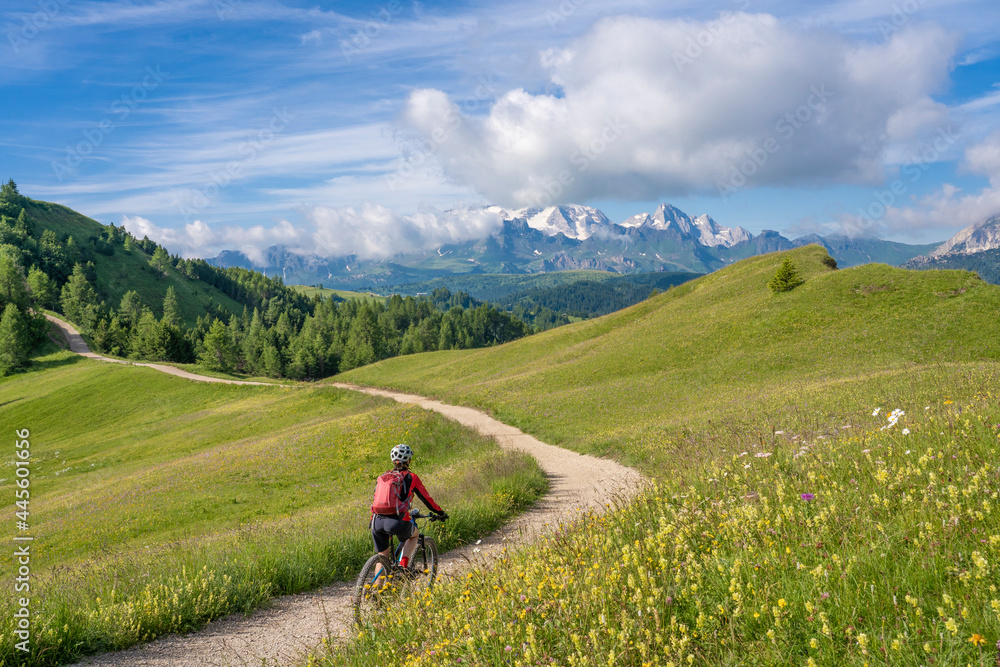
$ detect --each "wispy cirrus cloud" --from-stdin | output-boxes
[4,0,1000,256]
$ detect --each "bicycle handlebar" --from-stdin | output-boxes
[410,509,447,522]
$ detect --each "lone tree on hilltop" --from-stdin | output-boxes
[768,258,805,293]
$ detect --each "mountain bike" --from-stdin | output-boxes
[352,509,444,625]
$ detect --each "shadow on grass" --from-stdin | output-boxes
[28,353,83,373]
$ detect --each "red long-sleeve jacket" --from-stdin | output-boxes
[373,470,443,521]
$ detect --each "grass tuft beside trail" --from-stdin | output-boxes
[0,350,545,666]
[316,390,1000,667]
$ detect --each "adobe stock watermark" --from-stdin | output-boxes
[384,73,500,192]
[875,0,926,39]
[544,0,588,28]
[716,84,834,200]
[51,66,166,182]
[340,1,402,63]
[13,428,33,653]
[214,0,241,20]
[672,10,739,73]
[530,116,628,208]
[177,107,292,221]
[847,126,958,236]
[7,0,70,55]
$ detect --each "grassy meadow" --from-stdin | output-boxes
[319,245,1000,665]
[291,285,389,304]
[343,245,1000,476]
[0,348,546,665]
[325,391,1000,666]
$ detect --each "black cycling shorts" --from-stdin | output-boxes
[371,515,415,553]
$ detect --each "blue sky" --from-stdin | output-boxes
[2,0,999,261]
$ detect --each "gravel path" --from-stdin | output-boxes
[45,314,282,386]
[47,314,643,666]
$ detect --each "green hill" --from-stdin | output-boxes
[291,285,388,304]
[388,270,623,301]
[389,269,699,302]
[329,245,1000,666]
[907,246,1000,284]
[18,198,247,327]
[3,192,533,382]
[0,349,544,665]
[342,245,1000,470]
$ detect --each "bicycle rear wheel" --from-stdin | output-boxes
[352,553,393,626]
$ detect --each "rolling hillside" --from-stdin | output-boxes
[343,245,1000,471]
[18,198,248,326]
[907,245,1000,285]
[0,347,544,664]
[330,244,1000,666]
[290,285,388,303]
[389,269,701,302]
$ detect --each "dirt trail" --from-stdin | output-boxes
[47,314,643,666]
[46,314,282,386]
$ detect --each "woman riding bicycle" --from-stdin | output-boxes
[370,444,448,573]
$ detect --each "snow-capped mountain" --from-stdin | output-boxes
[923,214,1000,259]
[592,203,751,248]
[489,202,751,248]
[487,204,611,240]
[209,201,941,289]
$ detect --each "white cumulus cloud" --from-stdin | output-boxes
[306,204,504,259]
[122,205,506,263]
[874,132,1000,236]
[121,215,305,265]
[399,13,959,207]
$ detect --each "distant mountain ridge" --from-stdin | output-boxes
[904,213,1000,284]
[486,203,754,248]
[910,214,1000,261]
[208,203,942,289]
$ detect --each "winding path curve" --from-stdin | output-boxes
[46,315,643,666]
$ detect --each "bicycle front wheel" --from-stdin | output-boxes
[352,553,393,626]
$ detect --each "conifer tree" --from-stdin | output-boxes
[0,179,18,199]
[27,267,56,309]
[0,254,28,312]
[149,247,171,277]
[133,309,168,361]
[14,209,30,235]
[768,258,805,293]
[261,343,283,378]
[162,286,182,328]
[60,264,100,331]
[0,303,27,376]
[199,319,232,372]
[119,291,144,328]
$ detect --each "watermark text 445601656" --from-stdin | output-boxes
[13,428,33,653]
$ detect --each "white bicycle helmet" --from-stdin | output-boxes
[390,443,413,464]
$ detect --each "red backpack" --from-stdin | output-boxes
[371,470,409,516]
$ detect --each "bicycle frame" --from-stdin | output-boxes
[354,509,443,625]
[373,510,439,582]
